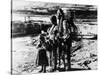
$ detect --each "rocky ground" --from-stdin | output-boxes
[12,23,97,75]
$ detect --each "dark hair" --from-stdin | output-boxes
[57,8,65,20]
[28,21,32,23]
[50,15,57,25]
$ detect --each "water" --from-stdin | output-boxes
[12,13,50,22]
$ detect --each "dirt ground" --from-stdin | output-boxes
[12,23,97,75]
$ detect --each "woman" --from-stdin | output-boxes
[47,15,58,71]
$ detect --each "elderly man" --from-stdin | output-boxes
[56,8,78,70]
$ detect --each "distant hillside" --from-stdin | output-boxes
[12,1,97,19]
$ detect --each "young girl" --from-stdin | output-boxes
[36,33,49,73]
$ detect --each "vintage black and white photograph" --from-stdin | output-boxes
[11,0,97,74]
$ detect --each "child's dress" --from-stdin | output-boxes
[36,48,49,66]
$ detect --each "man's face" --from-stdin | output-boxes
[57,10,62,20]
[63,20,69,28]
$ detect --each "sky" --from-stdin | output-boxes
[12,0,97,10]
